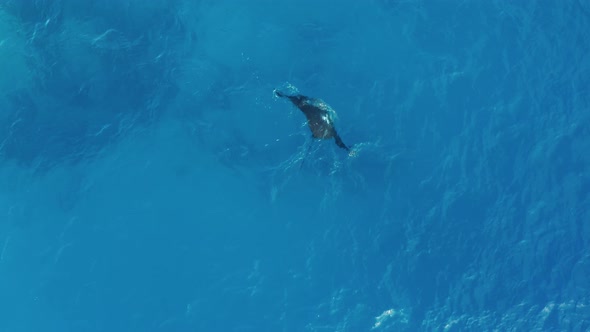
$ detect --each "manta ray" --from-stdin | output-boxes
[275,89,350,152]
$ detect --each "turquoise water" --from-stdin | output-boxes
[0,1,589,331]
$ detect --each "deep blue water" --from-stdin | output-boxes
[1,1,589,331]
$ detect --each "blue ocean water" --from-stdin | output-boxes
[1,0,589,331]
